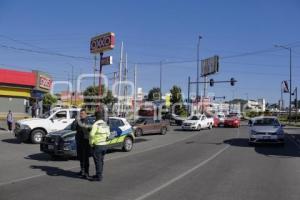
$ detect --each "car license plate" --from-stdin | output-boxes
[263,136,271,139]
[48,145,54,150]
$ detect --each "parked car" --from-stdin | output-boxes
[169,114,185,126]
[216,112,226,126]
[224,116,240,128]
[181,114,214,131]
[248,116,285,145]
[228,112,242,119]
[40,117,135,158]
[133,118,168,137]
[15,108,80,144]
[213,116,220,127]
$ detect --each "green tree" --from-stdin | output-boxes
[83,85,115,105]
[43,93,57,106]
[147,87,161,101]
[170,85,183,115]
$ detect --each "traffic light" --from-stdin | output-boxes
[230,78,236,86]
[210,79,214,87]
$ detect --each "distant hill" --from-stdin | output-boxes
[225,99,247,105]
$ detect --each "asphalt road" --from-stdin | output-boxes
[0,126,300,200]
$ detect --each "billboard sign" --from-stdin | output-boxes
[201,55,219,76]
[101,56,113,66]
[39,75,52,90]
[90,32,115,53]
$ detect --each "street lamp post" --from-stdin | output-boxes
[196,35,202,113]
[160,60,162,101]
[275,45,292,123]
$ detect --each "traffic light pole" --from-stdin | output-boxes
[188,78,236,114]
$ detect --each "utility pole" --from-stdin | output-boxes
[160,60,162,101]
[196,36,202,113]
[70,64,74,105]
[113,72,117,85]
[134,64,137,120]
[93,55,97,88]
[123,53,128,116]
[293,87,298,123]
[117,42,124,116]
[188,76,191,114]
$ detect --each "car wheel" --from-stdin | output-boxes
[122,137,133,152]
[135,128,143,137]
[31,129,46,144]
[197,125,201,131]
[160,127,167,135]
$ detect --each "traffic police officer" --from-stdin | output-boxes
[89,115,110,181]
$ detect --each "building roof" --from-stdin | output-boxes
[0,68,36,87]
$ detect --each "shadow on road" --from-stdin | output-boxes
[224,137,300,158]
[30,165,79,179]
[1,138,21,144]
[25,153,70,161]
[134,138,149,143]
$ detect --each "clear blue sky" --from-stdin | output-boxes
[0,0,299,104]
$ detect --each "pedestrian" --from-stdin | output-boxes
[89,114,110,182]
[6,110,13,133]
[73,109,91,179]
[31,102,37,118]
[94,105,107,122]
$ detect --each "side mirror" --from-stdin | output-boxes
[50,118,54,123]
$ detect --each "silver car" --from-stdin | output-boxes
[248,117,285,145]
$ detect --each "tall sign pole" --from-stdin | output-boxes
[98,52,104,104]
[117,42,124,116]
[90,32,115,105]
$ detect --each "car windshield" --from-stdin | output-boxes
[64,124,72,130]
[188,116,200,120]
[40,111,51,119]
[135,118,145,124]
[253,118,280,126]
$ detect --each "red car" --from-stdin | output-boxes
[213,117,220,127]
[224,117,240,128]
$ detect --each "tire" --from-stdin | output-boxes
[197,125,201,131]
[160,127,167,135]
[135,128,143,137]
[248,141,254,146]
[31,129,46,144]
[122,137,133,152]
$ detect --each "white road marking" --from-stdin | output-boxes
[0,131,200,187]
[134,128,240,200]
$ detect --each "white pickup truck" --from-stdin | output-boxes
[181,114,214,131]
[14,108,80,144]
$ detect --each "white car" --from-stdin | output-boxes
[181,114,214,130]
[14,108,80,144]
[248,116,285,145]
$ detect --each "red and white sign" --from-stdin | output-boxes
[39,75,52,90]
[101,56,113,66]
[90,32,115,53]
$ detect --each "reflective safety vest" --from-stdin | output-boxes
[89,120,110,146]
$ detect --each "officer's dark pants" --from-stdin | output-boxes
[76,139,90,174]
[92,145,106,178]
